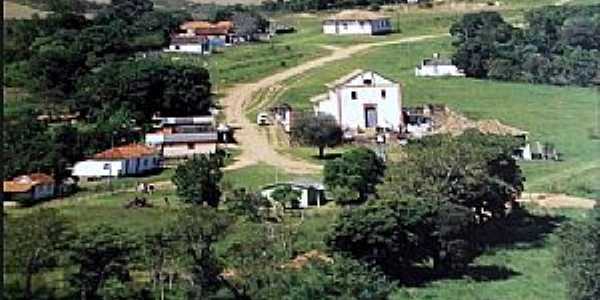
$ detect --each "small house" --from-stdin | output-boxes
[3,173,56,202]
[165,36,210,55]
[261,181,327,209]
[270,103,294,132]
[323,10,392,35]
[311,69,403,132]
[145,116,220,158]
[415,54,465,77]
[72,144,160,181]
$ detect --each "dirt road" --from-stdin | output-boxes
[221,34,448,174]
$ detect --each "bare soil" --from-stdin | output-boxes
[517,193,597,209]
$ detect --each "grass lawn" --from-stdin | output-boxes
[276,36,600,198]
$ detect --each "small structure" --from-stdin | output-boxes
[311,69,403,132]
[403,107,434,138]
[261,181,327,209]
[164,36,210,55]
[145,115,221,158]
[256,112,271,126]
[72,144,160,181]
[3,173,56,202]
[415,53,465,77]
[323,10,392,35]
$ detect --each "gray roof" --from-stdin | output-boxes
[422,58,454,66]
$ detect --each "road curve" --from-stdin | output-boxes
[221,34,449,174]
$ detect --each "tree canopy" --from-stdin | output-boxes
[290,114,343,158]
[172,153,224,207]
[451,5,600,86]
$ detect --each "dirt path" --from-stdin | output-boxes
[221,34,448,174]
[517,193,597,209]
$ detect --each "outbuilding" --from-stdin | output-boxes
[261,181,327,209]
[3,173,56,202]
[323,10,392,35]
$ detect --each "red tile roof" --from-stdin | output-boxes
[181,21,234,31]
[3,173,55,193]
[93,144,157,160]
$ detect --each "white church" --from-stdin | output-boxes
[311,70,403,132]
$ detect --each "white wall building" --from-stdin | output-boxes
[164,36,210,55]
[323,10,392,35]
[311,70,403,131]
[145,116,219,158]
[261,181,326,209]
[415,54,465,77]
[72,144,160,180]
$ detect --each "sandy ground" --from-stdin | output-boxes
[4,1,49,19]
[221,34,448,174]
[517,193,597,209]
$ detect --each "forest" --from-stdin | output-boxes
[451,5,600,86]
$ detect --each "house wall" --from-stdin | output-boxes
[415,65,464,77]
[315,71,402,131]
[73,160,126,178]
[164,44,209,55]
[162,143,217,158]
[323,19,391,35]
[32,184,55,200]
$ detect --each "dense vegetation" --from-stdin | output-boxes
[557,205,600,300]
[2,0,215,182]
[451,6,600,86]
[260,0,430,11]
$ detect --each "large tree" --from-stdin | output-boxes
[5,209,73,299]
[290,114,343,159]
[378,130,522,221]
[172,153,223,207]
[324,147,385,205]
[67,225,138,300]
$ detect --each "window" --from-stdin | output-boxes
[342,22,348,30]
[175,45,180,50]
[381,89,386,99]
[143,159,148,167]
[351,91,357,100]
[187,143,195,150]
[359,21,365,28]
[363,79,372,85]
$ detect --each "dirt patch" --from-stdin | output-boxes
[283,250,333,270]
[517,193,597,209]
[4,1,49,19]
[432,107,525,136]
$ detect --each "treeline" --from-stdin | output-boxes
[260,0,418,11]
[3,0,214,180]
[10,0,106,13]
[451,5,600,87]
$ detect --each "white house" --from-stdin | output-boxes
[72,144,160,180]
[261,181,326,209]
[311,69,403,131]
[415,54,465,77]
[3,173,56,202]
[164,36,211,55]
[323,10,392,35]
[145,116,219,158]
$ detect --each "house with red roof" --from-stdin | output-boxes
[3,173,56,202]
[72,144,161,181]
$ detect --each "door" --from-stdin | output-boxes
[364,106,378,128]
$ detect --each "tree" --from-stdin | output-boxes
[223,188,271,222]
[172,153,223,207]
[290,114,343,159]
[4,209,73,299]
[450,11,515,78]
[324,147,385,205]
[67,225,138,300]
[270,185,302,209]
[378,130,522,221]
[172,208,237,299]
[254,255,395,300]
[557,205,600,300]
